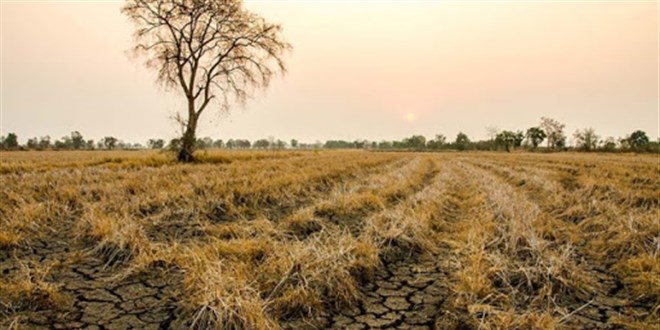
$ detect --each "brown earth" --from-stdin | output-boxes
[0,219,185,330]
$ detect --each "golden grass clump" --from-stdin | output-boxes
[173,226,380,329]
[80,206,152,265]
[185,261,275,330]
[0,263,68,313]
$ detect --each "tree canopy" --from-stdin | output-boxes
[123,0,290,161]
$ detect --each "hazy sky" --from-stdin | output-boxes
[1,1,658,144]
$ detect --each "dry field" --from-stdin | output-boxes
[0,150,657,330]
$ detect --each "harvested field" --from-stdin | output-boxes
[0,150,657,329]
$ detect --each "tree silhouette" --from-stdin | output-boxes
[123,0,290,162]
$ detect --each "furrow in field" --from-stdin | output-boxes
[201,156,414,241]
[462,156,660,327]
[427,160,506,329]
[147,153,405,244]
[268,156,419,240]
[435,159,607,329]
[214,153,400,218]
[311,158,459,330]
[306,156,439,237]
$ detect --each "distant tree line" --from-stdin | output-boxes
[320,117,656,153]
[0,131,143,151]
[1,118,657,153]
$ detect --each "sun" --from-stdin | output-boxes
[405,113,417,122]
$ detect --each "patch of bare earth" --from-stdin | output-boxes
[1,219,184,330]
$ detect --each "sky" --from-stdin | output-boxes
[1,0,658,144]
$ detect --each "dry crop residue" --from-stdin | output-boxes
[1,150,657,329]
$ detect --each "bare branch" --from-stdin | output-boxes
[123,0,290,161]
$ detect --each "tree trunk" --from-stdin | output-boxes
[178,128,195,162]
[178,104,198,163]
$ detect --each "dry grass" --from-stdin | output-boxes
[443,153,659,329]
[0,150,657,329]
[0,262,68,314]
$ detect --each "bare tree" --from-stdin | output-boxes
[123,0,290,162]
[540,117,566,149]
